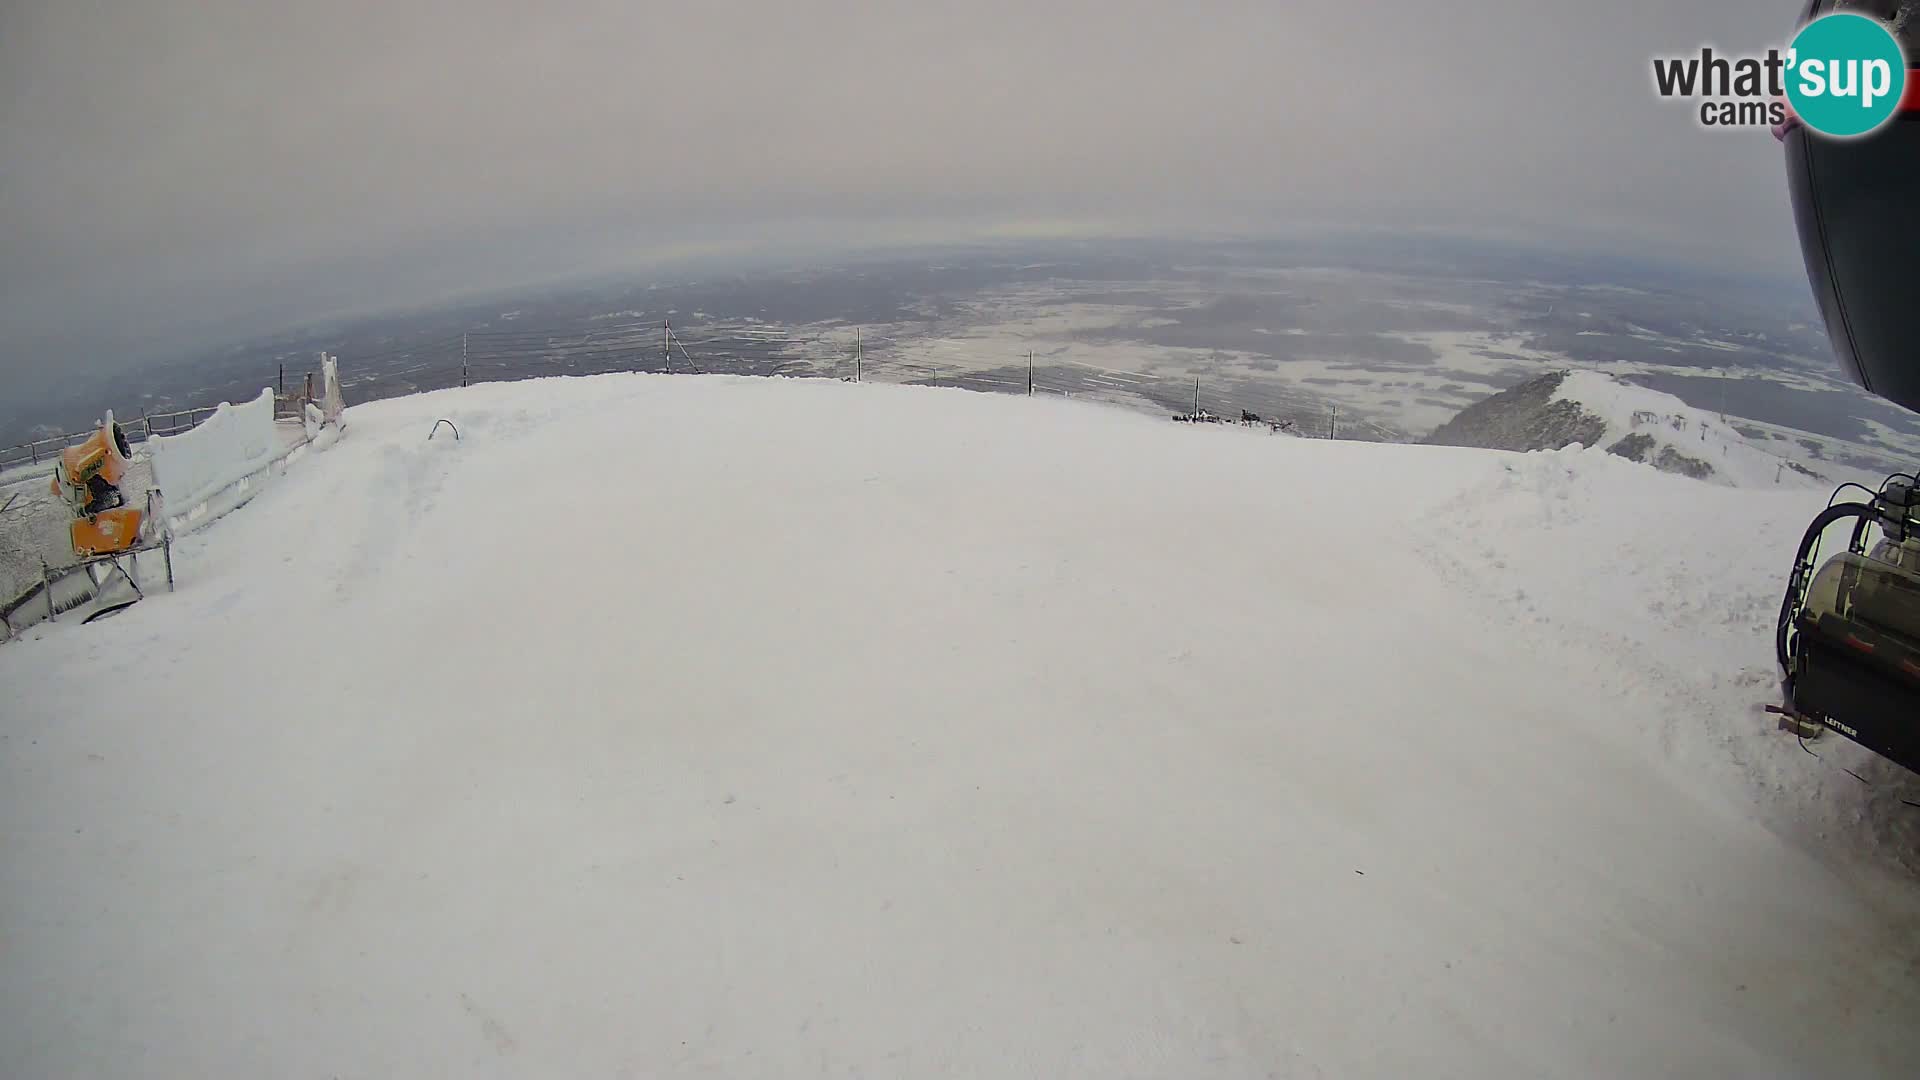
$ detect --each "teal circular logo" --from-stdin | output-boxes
[1786,13,1907,138]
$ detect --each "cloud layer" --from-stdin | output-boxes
[1,0,1812,391]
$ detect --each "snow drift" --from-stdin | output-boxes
[3,373,1918,1077]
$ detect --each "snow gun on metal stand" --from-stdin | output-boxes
[1770,1,1920,771]
[46,411,165,622]
[50,412,144,558]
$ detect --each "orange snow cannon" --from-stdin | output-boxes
[50,426,129,499]
[69,507,145,557]
[50,415,145,556]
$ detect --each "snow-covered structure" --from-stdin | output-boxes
[147,387,282,513]
[319,352,346,427]
[2,373,1916,1076]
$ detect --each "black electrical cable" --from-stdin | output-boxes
[1828,482,1880,509]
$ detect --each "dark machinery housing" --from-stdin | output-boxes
[1774,0,1920,769]
[1776,477,1920,769]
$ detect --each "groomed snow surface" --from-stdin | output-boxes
[4,373,1919,1077]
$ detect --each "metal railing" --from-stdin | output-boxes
[0,406,218,474]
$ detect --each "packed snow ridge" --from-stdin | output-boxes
[3,372,1918,1077]
[1425,369,1828,488]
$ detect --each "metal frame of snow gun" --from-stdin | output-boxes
[1774,472,1920,773]
[0,492,175,640]
[73,546,152,623]
[75,489,175,623]
[2,534,175,635]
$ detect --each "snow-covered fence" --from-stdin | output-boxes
[319,354,346,426]
[143,385,340,539]
[152,372,345,538]
[141,406,216,439]
[149,388,281,513]
[271,352,348,425]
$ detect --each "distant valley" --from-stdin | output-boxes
[9,236,1917,476]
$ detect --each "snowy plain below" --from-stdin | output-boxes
[3,373,1918,1077]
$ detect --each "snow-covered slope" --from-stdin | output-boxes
[3,374,1918,1077]
[1550,369,1830,487]
[1426,369,1830,489]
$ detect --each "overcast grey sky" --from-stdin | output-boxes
[1,1,1814,393]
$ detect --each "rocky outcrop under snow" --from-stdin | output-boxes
[1424,370,1823,488]
[1424,371,1604,455]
